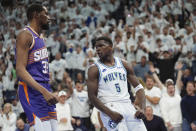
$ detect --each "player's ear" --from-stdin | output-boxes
[34,11,41,19]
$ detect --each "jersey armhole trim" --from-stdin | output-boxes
[24,27,35,50]
[119,58,127,75]
[29,36,35,50]
[94,63,102,82]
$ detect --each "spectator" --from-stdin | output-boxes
[83,48,97,79]
[70,81,93,130]
[11,98,23,117]
[50,52,67,83]
[146,45,182,83]
[113,34,125,59]
[144,75,162,117]
[64,44,75,80]
[134,55,150,81]
[143,106,167,131]
[149,61,183,95]
[181,67,194,96]
[126,43,136,65]
[159,79,182,131]
[15,118,30,131]
[72,45,86,80]
[181,81,196,131]
[1,103,17,131]
[135,35,149,63]
[56,91,73,131]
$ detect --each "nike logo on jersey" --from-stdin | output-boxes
[103,72,126,83]
[102,69,107,72]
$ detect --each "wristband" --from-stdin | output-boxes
[135,84,144,93]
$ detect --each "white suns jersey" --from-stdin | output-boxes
[95,57,130,104]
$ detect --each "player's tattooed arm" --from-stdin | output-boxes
[87,65,123,123]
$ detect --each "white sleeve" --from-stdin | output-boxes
[56,104,62,123]
[160,98,169,123]
[3,113,17,126]
[153,87,162,98]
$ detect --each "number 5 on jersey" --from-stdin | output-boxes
[115,83,121,93]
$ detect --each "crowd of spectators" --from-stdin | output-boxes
[0,0,196,131]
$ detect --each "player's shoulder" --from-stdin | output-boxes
[88,64,99,76]
[88,64,98,71]
[17,27,32,39]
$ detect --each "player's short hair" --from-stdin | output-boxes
[27,3,44,21]
[95,36,113,46]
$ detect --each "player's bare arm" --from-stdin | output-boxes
[87,65,123,123]
[16,30,58,105]
[121,59,146,118]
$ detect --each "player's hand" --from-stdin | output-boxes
[134,106,145,119]
[42,89,58,105]
[135,110,145,119]
[109,111,123,123]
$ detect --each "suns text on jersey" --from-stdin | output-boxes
[34,48,48,61]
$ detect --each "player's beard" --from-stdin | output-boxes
[41,23,49,30]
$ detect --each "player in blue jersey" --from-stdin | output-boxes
[87,36,147,131]
[15,3,58,131]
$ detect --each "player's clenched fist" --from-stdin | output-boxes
[42,88,58,105]
[109,111,123,123]
[135,110,145,119]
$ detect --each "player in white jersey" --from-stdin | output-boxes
[87,36,147,131]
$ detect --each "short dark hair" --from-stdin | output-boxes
[95,36,113,46]
[145,75,154,82]
[175,37,181,40]
[27,3,44,21]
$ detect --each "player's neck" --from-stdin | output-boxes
[100,55,114,66]
[29,22,41,36]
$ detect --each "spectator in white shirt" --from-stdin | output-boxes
[144,75,162,117]
[126,43,136,65]
[50,52,67,83]
[11,98,23,117]
[1,103,17,131]
[64,44,75,80]
[113,34,126,59]
[160,81,182,131]
[149,62,183,96]
[72,45,86,80]
[46,33,60,59]
[56,91,73,131]
[70,81,93,130]
[135,35,149,62]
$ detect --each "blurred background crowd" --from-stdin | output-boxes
[0,0,196,131]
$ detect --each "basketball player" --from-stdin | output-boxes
[87,36,147,131]
[15,4,58,131]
